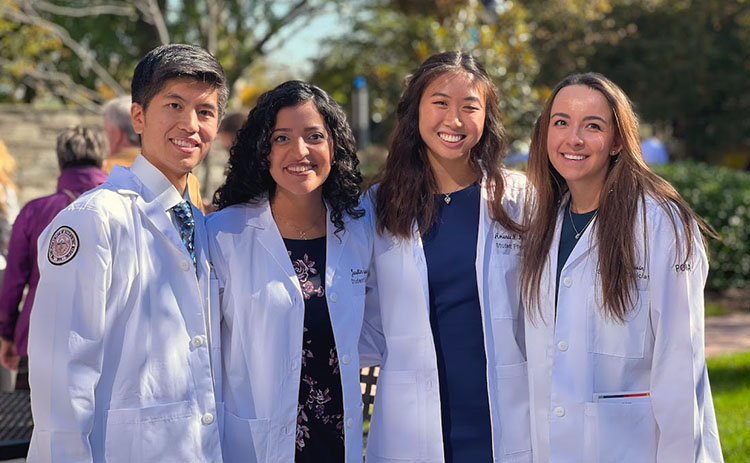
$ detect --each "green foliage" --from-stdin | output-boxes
[527,0,750,160]
[653,161,750,291]
[707,351,750,461]
[310,0,543,149]
[0,0,342,107]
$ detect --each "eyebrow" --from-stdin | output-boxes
[165,92,218,111]
[271,125,325,133]
[430,92,482,103]
[551,112,608,124]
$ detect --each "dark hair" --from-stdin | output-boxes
[521,72,714,323]
[56,126,108,170]
[131,44,229,118]
[213,80,364,234]
[374,51,521,237]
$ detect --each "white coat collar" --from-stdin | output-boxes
[242,197,350,284]
[130,154,186,211]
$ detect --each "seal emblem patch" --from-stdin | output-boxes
[48,226,79,265]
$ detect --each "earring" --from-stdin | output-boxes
[610,150,619,156]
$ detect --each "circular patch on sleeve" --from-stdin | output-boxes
[47,226,80,265]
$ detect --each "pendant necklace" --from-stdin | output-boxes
[443,192,453,204]
[568,201,598,240]
[273,210,325,240]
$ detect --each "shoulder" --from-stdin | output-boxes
[206,201,260,235]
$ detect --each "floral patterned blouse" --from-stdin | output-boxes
[284,236,345,462]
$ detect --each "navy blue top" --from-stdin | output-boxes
[421,183,493,463]
[556,201,598,298]
[284,237,345,463]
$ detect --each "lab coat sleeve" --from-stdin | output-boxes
[27,207,112,463]
[648,216,723,462]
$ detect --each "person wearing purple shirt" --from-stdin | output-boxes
[0,126,108,379]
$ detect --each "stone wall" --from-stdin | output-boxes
[0,104,230,209]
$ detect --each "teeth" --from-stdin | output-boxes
[172,139,196,148]
[439,133,464,143]
[563,153,586,160]
[287,164,313,173]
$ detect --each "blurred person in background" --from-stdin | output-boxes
[103,95,207,213]
[0,127,108,390]
[217,111,246,152]
[0,139,20,391]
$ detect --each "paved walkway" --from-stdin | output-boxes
[705,312,750,357]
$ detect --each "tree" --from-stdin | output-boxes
[525,0,750,160]
[0,0,344,109]
[310,0,543,149]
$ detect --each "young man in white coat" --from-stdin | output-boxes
[26,44,228,462]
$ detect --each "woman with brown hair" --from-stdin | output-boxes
[520,72,722,462]
[361,51,531,462]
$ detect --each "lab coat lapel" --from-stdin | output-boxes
[249,201,301,289]
[324,205,349,290]
[475,178,491,303]
[109,166,188,256]
[192,208,210,290]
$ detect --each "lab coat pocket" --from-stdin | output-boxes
[103,400,198,462]
[222,410,270,463]
[583,401,657,463]
[587,290,649,358]
[495,362,532,456]
[368,369,421,460]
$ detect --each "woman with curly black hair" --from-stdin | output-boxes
[207,80,370,463]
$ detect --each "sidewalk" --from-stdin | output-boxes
[705,312,750,357]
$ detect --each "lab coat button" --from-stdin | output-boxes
[192,335,204,348]
[201,412,214,425]
[330,292,338,303]
[341,354,351,365]
[557,341,568,352]
[180,260,190,271]
[346,418,353,428]
[563,277,572,287]
[553,406,565,417]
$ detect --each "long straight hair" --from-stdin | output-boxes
[521,72,713,323]
[374,51,521,237]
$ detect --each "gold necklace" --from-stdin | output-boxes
[568,202,598,240]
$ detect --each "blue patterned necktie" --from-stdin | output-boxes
[172,201,196,268]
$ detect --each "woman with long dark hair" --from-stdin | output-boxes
[209,80,370,463]
[520,72,722,462]
[360,51,531,462]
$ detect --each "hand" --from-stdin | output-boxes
[0,338,19,370]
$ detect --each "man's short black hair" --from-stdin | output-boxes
[131,44,229,118]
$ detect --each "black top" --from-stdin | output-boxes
[556,200,598,296]
[284,236,345,463]
[421,183,493,463]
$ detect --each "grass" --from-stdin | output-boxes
[705,302,729,317]
[708,351,750,462]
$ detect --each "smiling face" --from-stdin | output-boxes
[268,100,332,203]
[547,84,621,201]
[418,71,486,169]
[131,78,220,193]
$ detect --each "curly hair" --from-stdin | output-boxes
[213,80,363,233]
[374,51,521,238]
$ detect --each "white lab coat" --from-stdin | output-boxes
[206,198,372,463]
[360,171,532,463]
[27,165,222,463]
[525,194,723,463]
